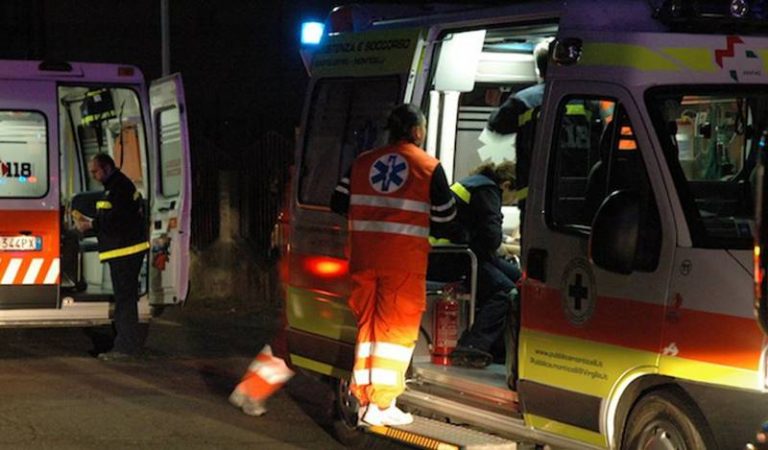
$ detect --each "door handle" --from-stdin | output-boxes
[527,248,547,282]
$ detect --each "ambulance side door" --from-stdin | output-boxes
[519,81,674,444]
[148,73,191,306]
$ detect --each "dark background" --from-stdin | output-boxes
[0,0,338,255]
[0,0,495,257]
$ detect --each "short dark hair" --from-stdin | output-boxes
[471,161,516,187]
[387,103,426,144]
[91,153,116,170]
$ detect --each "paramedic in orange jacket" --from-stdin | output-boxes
[331,104,464,427]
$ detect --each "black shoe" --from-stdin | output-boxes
[450,346,492,369]
[97,351,137,361]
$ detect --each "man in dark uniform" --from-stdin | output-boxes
[486,39,550,241]
[449,162,521,370]
[75,153,149,360]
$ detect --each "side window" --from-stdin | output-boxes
[299,77,401,207]
[0,111,48,198]
[157,107,182,197]
[548,97,613,229]
[548,97,660,269]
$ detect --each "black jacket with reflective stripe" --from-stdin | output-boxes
[451,174,503,262]
[92,169,148,261]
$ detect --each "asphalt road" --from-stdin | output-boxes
[0,303,409,450]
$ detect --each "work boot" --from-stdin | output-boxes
[450,345,493,369]
[362,403,413,426]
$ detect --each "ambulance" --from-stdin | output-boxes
[0,61,190,328]
[280,0,768,448]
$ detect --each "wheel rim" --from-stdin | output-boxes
[336,378,360,429]
[638,418,687,450]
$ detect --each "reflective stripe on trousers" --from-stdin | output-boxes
[348,269,425,408]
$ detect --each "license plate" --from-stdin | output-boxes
[0,235,41,251]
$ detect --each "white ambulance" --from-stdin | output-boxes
[280,1,768,448]
[0,61,190,328]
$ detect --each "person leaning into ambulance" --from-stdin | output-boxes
[331,104,464,427]
[448,161,521,370]
[75,153,149,361]
[485,39,550,242]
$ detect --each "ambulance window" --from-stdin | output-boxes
[648,88,765,249]
[548,97,612,230]
[157,107,182,197]
[549,97,659,268]
[299,77,401,207]
[0,111,48,198]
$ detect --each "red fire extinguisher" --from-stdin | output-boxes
[432,285,459,365]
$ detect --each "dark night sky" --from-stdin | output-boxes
[0,0,503,248]
[0,0,499,166]
[0,0,339,166]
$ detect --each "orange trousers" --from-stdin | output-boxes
[348,269,425,409]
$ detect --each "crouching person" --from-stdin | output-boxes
[448,161,522,374]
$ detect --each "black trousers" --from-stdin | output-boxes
[108,252,145,354]
[459,256,521,352]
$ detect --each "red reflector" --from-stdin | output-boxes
[304,256,348,278]
[117,66,135,77]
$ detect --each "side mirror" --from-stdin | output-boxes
[589,191,640,275]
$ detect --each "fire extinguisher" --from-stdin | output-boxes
[432,285,459,365]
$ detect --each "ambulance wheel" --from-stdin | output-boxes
[622,390,714,450]
[331,377,374,448]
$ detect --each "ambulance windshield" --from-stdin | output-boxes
[647,87,768,249]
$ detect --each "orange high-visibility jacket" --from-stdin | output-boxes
[348,141,438,275]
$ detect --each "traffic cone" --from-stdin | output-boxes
[229,345,294,416]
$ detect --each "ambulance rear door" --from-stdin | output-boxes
[0,78,59,310]
[148,73,191,306]
[286,27,425,374]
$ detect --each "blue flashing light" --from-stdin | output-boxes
[301,21,325,45]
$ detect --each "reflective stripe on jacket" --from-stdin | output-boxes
[92,169,149,262]
[348,141,438,274]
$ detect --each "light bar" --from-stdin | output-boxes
[301,21,324,45]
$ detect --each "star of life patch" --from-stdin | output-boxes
[369,153,409,194]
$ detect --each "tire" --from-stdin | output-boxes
[622,390,714,450]
[330,377,376,448]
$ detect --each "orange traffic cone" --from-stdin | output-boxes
[229,345,294,416]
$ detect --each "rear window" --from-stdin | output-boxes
[0,111,48,198]
[299,77,401,207]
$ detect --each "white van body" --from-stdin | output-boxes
[0,61,191,327]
